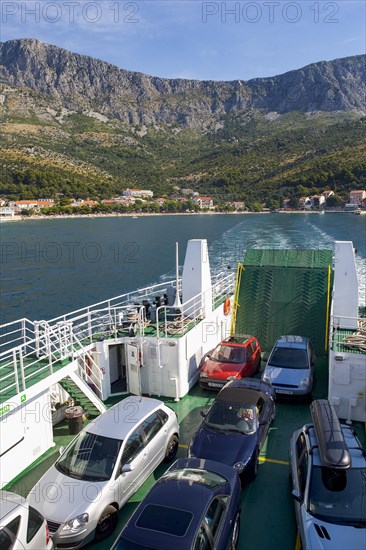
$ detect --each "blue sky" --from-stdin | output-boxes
[1,1,365,80]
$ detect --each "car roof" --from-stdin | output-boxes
[121,458,234,549]
[0,491,27,520]
[86,396,165,439]
[310,400,351,469]
[222,335,254,346]
[122,483,211,549]
[218,377,274,400]
[217,385,267,405]
[274,335,309,349]
[307,425,366,469]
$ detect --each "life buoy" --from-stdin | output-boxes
[85,355,92,377]
[223,298,231,316]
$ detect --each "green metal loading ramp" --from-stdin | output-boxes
[234,249,333,356]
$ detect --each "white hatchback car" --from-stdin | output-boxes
[289,400,366,550]
[27,396,179,548]
[0,491,53,549]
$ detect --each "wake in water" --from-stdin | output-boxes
[208,217,365,307]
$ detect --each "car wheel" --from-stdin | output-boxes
[164,434,179,462]
[230,512,241,549]
[95,505,118,541]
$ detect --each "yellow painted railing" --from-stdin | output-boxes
[230,262,244,336]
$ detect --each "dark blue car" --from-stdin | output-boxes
[189,379,275,482]
[112,458,241,550]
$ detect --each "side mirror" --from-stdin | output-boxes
[291,489,301,502]
[121,463,134,473]
[59,446,65,456]
[200,410,207,418]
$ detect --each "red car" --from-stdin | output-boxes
[199,335,261,391]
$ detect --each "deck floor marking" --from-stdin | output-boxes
[179,443,189,449]
[259,457,289,465]
[295,532,301,550]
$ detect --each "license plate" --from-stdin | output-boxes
[276,389,293,395]
[208,382,223,388]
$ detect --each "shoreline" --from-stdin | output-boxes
[1,210,364,223]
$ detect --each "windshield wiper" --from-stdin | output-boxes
[56,462,70,476]
[80,474,108,482]
[349,520,366,528]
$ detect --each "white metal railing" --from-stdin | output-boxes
[0,318,37,353]
[0,273,235,403]
[154,272,234,338]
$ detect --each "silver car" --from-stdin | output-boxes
[262,335,314,397]
[27,396,179,548]
[289,400,366,549]
[0,491,53,549]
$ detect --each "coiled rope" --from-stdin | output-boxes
[343,320,366,353]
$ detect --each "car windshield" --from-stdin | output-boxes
[210,344,245,364]
[56,431,122,481]
[204,401,258,434]
[309,465,366,524]
[269,347,308,369]
[164,468,227,488]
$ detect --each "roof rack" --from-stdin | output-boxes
[310,400,351,470]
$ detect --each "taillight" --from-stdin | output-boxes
[46,522,50,545]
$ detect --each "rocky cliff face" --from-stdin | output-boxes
[0,38,365,127]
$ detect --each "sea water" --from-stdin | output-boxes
[1,213,365,324]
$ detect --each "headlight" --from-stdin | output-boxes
[262,373,270,383]
[300,377,309,388]
[200,372,208,378]
[233,462,246,473]
[60,513,89,534]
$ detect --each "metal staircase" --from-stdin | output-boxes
[59,374,104,418]
[0,318,106,416]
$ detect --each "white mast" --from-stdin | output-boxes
[174,241,182,308]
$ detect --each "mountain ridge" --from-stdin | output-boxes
[1,39,365,128]
[0,38,365,204]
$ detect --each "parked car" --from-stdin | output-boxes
[199,335,261,391]
[0,491,53,549]
[27,396,179,548]
[189,378,275,482]
[262,335,315,398]
[289,399,366,550]
[112,457,242,550]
